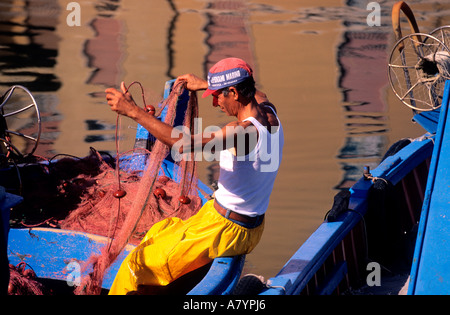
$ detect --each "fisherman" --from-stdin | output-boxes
[105,57,284,294]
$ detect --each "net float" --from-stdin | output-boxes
[23,269,36,279]
[113,189,127,199]
[179,195,191,204]
[145,104,156,116]
[8,283,14,295]
[158,176,170,184]
[154,188,166,199]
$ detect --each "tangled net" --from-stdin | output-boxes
[67,81,202,295]
[8,262,46,295]
[8,81,204,295]
[58,148,202,247]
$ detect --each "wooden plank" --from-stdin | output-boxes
[413,109,441,134]
[187,255,245,295]
[409,81,450,295]
[7,228,134,289]
[316,261,348,295]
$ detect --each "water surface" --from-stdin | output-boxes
[1,0,449,280]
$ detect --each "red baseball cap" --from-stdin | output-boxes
[202,58,253,98]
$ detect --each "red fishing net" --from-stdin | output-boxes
[58,148,201,246]
[8,262,46,295]
[8,81,204,295]
[70,81,202,295]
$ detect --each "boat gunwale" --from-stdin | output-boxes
[261,136,434,295]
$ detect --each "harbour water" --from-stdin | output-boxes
[1,0,449,281]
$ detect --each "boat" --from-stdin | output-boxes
[258,1,450,294]
[258,81,450,295]
[1,80,245,295]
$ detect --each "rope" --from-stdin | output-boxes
[115,81,149,195]
[419,50,450,83]
[108,81,150,250]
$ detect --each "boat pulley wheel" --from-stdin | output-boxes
[388,33,450,112]
[429,26,450,51]
[0,85,41,159]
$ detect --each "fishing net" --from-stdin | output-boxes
[66,81,202,295]
[58,148,201,246]
[8,262,47,295]
[8,81,203,295]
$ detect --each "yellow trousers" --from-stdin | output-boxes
[108,200,264,295]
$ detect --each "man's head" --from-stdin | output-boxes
[202,58,255,99]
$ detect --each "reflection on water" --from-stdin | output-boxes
[0,0,61,91]
[1,0,449,280]
[336,29,391,188]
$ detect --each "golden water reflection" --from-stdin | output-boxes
[0,0,448,280]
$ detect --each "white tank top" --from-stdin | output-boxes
[214,109,284,217]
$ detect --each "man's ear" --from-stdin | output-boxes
[229,87,239,100]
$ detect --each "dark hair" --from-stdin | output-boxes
[222,76,256,99]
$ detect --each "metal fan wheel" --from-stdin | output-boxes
[429,26,450,49]
[0,85,41,158]
[388,32,450,112]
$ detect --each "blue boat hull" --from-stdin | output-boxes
[408,81,450,294]
[261,137,433,295]
[8,228,133,290]
[261,80,450,295]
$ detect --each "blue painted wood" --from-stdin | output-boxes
[188,255,245,295]
[260,136,434,295]
[134,79,188,152]
[316,261,347,295]
[408,80,450,295]
[134,79,175,146]
[0,186,22,244]
[7,228,134,289]
[260,212,361,295]
[413,109,441,134]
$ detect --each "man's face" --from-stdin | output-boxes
[211,88,237,116]
[212,89,227,114]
